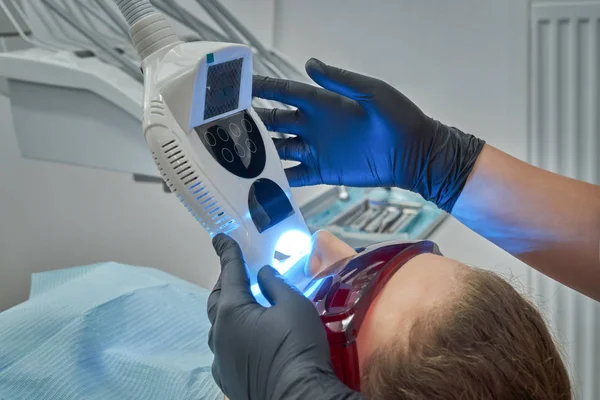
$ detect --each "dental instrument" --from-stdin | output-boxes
[364,205,400,233]
[376,206,402,233]
[386,208,418,233]
[350,188,389,230]
[112,0,311,291]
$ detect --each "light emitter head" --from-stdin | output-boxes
[273,230,312,273]
[251,229,313,297]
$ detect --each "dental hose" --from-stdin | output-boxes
[113,0,181,60]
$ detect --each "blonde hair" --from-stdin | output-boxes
[361,268,571,399]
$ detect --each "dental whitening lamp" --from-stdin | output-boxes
[113,0,311,291]
[112,2,447,392]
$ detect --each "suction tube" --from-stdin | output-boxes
[114,0,180,60]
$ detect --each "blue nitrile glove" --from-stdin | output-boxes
[207,234,363,400]
[252,58,485,213]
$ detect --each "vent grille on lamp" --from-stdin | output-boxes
[149,100,165,117]
[529,3,600,399]
[152,139,238,236]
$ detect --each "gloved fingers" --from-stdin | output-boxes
[306,58,375,105]
[212,234,257,306]
[257,265,306,306]
[285,164,322,187]
[253,75,317,110]
[255,107,305,135]
[273,137,307,162]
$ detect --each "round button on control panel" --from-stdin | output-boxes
[242,118,253,132]
[229,123,241,137]
[216,127,229,141]
[246,139,257,153]
[204,131,217,147]
[221,148,234,163]
[234,143,246,157]
[194,111,266,179]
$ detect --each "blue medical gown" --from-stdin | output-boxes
[0,263,223,400]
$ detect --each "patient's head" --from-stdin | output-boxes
[307,231,571,399]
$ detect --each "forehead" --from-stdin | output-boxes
[387,254,464,302]
[356,254,464,364]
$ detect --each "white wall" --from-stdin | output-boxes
[272,0,533,282]
[273,0,530,159]
[0,0,277,311]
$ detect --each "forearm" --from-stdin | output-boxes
[452,144,600,300]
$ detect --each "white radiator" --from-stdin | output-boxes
[529,2,600,399]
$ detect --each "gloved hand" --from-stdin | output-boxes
[253,58,485,212]
[207,234,363,400]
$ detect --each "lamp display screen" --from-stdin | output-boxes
[204,58,243,120]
